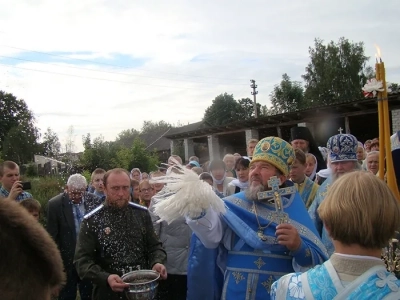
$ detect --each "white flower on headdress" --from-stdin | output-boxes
[362,78,384,97]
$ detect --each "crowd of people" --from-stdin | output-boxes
[0,126,400,300]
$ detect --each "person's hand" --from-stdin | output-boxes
[152,263,167,280]
[276,224,301,251]
[9,181,23,200]
[107,274,129,292]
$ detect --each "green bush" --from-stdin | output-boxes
[27,176,66,225]
[25,162,38,177]
[81,170,91,183]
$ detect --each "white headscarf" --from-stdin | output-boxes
[307,153,318,181]
[130,168,142,181]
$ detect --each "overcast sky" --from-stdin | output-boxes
[0,0,399,152]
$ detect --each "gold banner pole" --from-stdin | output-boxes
[376,61,385,180]
[379,61,400,199]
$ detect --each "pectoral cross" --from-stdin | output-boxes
[257,176,296,223]
[338,127,343,134]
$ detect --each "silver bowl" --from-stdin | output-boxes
[121,270,160,300]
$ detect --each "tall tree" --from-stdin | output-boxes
[141,120,172,135]
[64,125,76,154]
[41,127,61,158]
[115,128,140,147]
[0,91,39,164]
[80,135,116,171]
[203,93,242,126]
[61,125,77,166]
[128,138,159,172]
[269,73,305,114]
[237,98,261,120]
[302,37,371,104]
[389,83,399,92]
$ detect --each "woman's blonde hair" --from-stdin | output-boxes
[318,171,400,249]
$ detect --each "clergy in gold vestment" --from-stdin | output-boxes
[290,149,319,208]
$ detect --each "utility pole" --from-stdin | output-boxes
[250,79,258,118]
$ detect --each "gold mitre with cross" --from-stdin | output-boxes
[250,136,297,223]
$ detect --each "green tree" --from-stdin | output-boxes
[203,93,242,126]
[0,91,39,163]
[80,135,116,171]
[269,73,305,113]
[129,138,157,171]
[115,128,140,148]
[41,127,61,158]
[364,66,376,80]
[389,83,399,92]
[260,105,274,116]
[141,120,171,135]
[302,37,371,104]
[237,98,261,119]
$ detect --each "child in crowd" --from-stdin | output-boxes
[90,168,106,200]
[20,198,41,221]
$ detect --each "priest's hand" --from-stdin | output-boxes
[152,263,168,280]
[275,224,301,251]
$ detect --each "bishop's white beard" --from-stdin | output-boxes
[245,184,265,201]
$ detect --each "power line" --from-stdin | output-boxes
[0,54,250,86]
[0,44,260,83]
[145,128,172,150]
[0,62,214,90]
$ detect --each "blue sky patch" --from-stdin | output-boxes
[0,51,148,69]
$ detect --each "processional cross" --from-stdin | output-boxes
[257,176,296,224]
[338,127,343,134]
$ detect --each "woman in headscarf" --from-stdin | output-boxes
[226,157,250,196]
[208,160,234,197]
[305,153,318,181]
[356,142,366,167]
[130,168,142,181]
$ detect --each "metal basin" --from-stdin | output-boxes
[121,270,160,300]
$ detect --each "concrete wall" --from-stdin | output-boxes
[392,109,400,134]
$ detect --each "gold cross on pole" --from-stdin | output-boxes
[257,176,296,223]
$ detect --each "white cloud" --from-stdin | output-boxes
[0,0,399,151]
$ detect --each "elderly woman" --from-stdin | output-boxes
[271,171,400,299]
[356,142,365,166]
[366,151,379,175]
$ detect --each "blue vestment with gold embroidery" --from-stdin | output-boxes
[295,176,319,209]
[189,181,328,300]
[271,260,400,299]
[308,177,334,256]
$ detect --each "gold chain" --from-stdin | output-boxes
[253,201,273,230]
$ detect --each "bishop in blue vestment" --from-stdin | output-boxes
[187,137,328,300]
[308,134,360,256]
